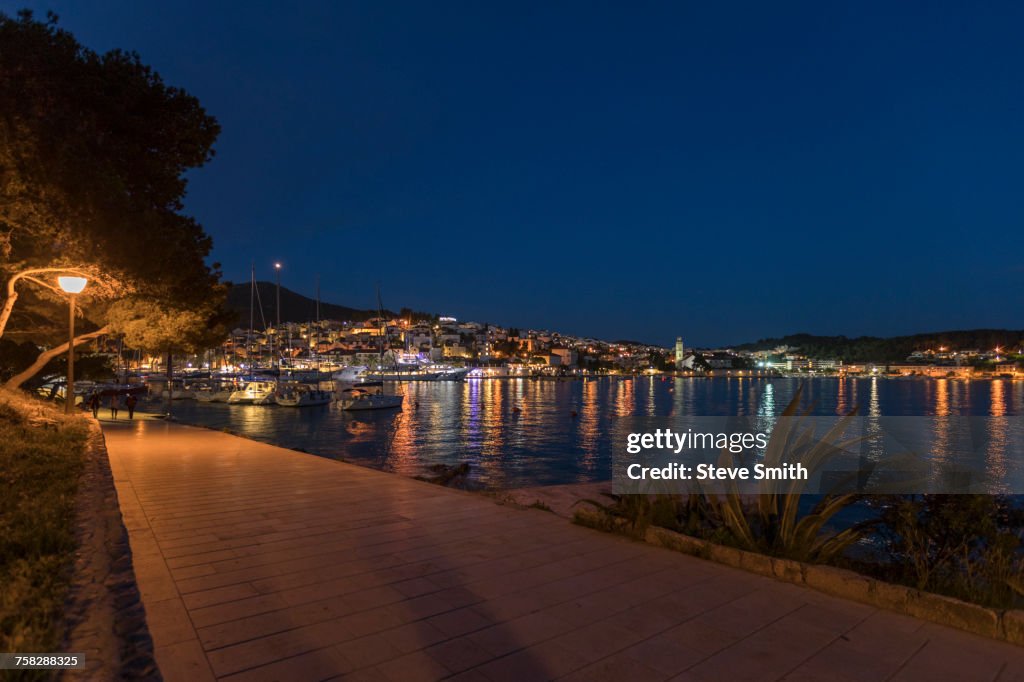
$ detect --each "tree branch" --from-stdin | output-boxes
[0,266,90,338]
[4,325,110,391]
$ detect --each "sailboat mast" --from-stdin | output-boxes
[377,285,385,368]
[315,275,321,373]
[249,262,255,369]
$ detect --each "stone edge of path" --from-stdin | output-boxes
[60,419,162,681]
[574,507,1024,648]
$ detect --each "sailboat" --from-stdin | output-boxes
[276,382,333,407]
[228,265,277,405]
[227,380,277,404]
[340,287,403,411]
[193,381,234,402]
[338,384,403,410]
[279,277,335,407]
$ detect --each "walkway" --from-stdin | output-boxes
[102,420,1024,681]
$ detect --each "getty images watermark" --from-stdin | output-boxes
[625,428,808,482]
[613,416,1024,495]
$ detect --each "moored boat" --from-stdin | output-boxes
[277,383,333,407]
[194,387,234,402]
[339,386,403,411]
[227,381,277,404]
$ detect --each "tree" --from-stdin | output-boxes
[107,297,233,413]
[0,10,224,388]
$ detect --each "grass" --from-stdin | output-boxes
[0,390,88,679]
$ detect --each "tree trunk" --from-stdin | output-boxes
[4,326,110,390]
[0,289,18,339]
[165,350,173,416]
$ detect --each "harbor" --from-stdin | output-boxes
[4,4,1024,680]
[135,376,1024,491]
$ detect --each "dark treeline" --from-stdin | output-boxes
[733,330,1024,362]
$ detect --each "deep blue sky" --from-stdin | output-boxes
[11,1,1024,345]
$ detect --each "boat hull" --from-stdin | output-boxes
[340,395,403,411]
[277,390,333,407]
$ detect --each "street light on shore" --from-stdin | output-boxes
[274,262,282,328]
[58,276,88,414]
[274,262,282,369]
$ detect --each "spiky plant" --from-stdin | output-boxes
[703,386,869,563]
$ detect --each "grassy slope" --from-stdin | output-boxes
[0,391,87,676]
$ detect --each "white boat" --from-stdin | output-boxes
[277,384,333,407]
[332,366,442,383]
[227,381,277,404]
[338,288,405,410]
[339,386,403,411]
[437,366,470,381]
[333,363,467,383]
[365,368,444,381]
[332,365,369,385]
[194,388,233,402]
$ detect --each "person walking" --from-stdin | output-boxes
[109,394,120,420]
[126,393,138,420]
[88,393,100,419]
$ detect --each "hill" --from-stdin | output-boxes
[226,282,393,327]
[733,330,1024,362]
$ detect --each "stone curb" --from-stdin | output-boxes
[60,419,162,681]
[573,507,1024,647]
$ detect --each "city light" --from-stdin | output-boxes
[57,276,88,294]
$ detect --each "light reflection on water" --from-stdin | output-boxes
[161,377,1023,489]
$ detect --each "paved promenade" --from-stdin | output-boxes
[102,420,1024,681]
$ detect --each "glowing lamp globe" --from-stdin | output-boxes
[58,276,88,294]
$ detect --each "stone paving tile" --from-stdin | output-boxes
[425,635,494,673]
[374,651,451,682]
[558,650,667,682]
[153,638,216,682]
[103,420,1024,682]
[146,596,201,647]
[219,647,353,682]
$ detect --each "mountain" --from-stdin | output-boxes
[732,330,1024,362]
[226,282,392,327]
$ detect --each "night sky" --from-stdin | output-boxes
[10,1,1024,346]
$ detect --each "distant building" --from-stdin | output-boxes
[443,345,472,359]
[550,347,578,366]
[674,337,685,370]
[705,353,733,369]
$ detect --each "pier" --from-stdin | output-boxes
[102,420,1024,681]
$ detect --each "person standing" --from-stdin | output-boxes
[110,394,120,420]
[88,393,100,419]
[126,393,138,420]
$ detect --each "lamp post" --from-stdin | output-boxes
[274,262,282,370]
[58,276,88,414]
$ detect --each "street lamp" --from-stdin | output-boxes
[58,276,88,414]
[274,262,282,370]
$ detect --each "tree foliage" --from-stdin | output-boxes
[107,297,232,355]
[0,10,220,296]
[0,10,225,385]
[734,330,1024,363]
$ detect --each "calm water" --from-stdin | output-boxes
[159,377,1024,489]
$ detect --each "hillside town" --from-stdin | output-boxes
[121,311,1024,380]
